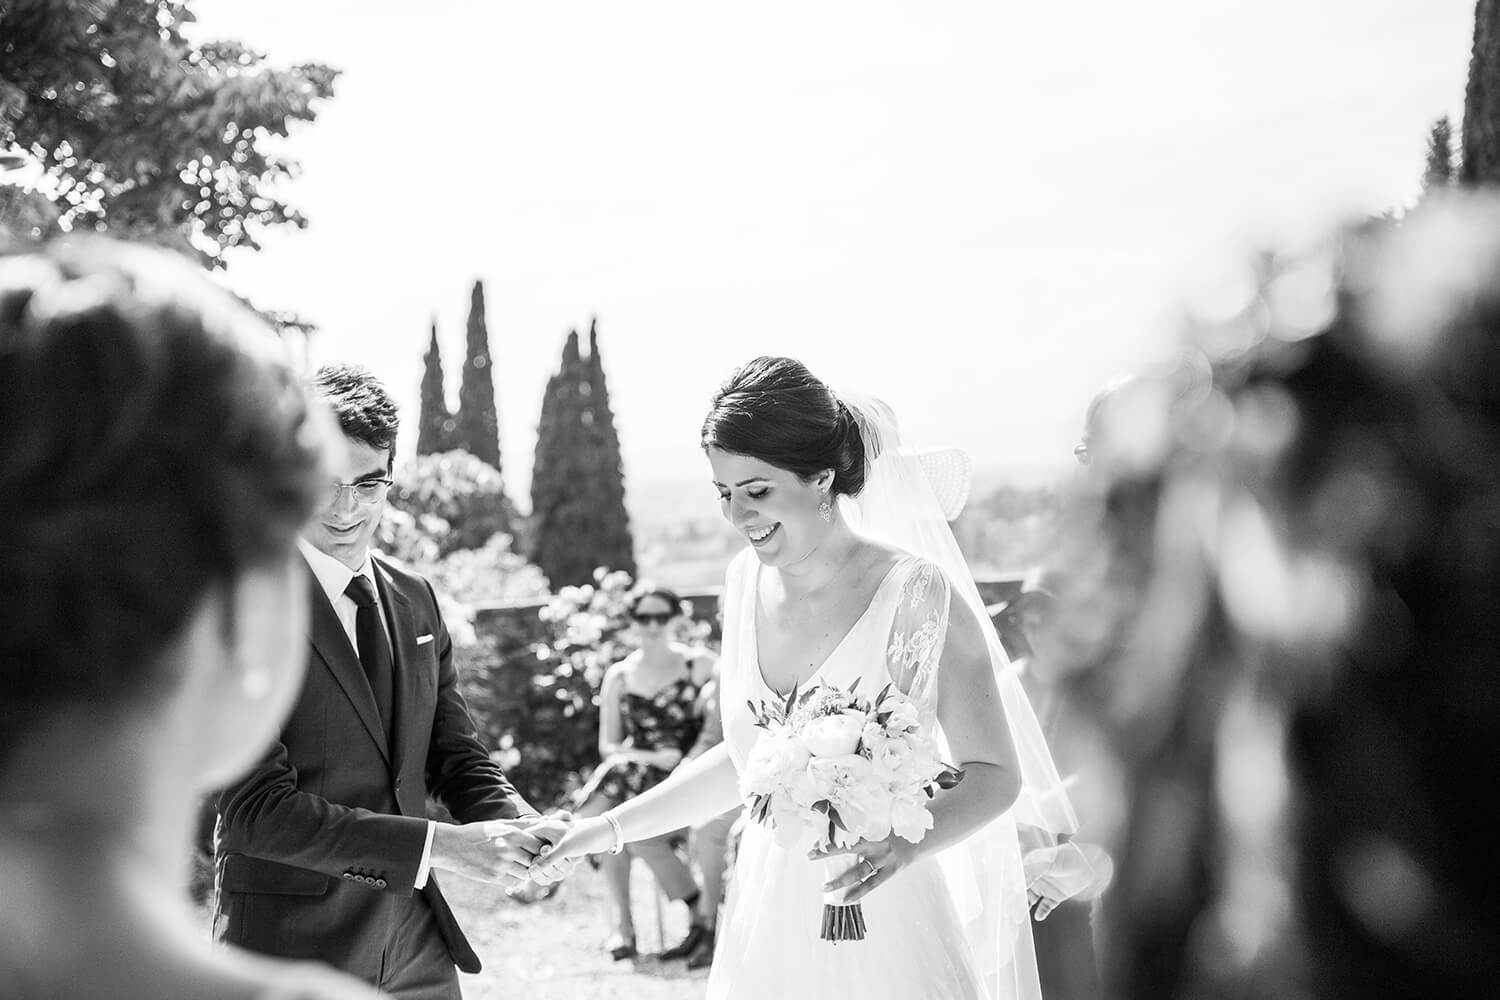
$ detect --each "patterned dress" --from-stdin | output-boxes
[590,666,703,803]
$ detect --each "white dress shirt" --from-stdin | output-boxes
[298,539,438,889]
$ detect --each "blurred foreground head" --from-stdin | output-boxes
[0,239,331,790]
[1056,195,1500,999]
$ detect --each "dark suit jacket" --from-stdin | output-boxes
[214,555,535,978]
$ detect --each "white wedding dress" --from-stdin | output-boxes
[709,548,1000,1000]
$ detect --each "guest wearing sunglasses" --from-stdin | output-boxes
[571,589,709,960]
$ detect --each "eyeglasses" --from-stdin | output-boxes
[328,478,394,506]
[1073,442,1091,466]
[631,612,674,626]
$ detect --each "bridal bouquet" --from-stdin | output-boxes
[740,679,963,942]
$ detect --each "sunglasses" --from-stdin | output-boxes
[631,611,675,625]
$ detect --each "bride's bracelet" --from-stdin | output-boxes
[602,810,625,855]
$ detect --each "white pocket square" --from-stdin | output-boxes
[416,633,435,646]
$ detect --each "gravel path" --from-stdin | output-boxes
[449,860,710,1000]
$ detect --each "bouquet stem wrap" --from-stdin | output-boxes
[820,856,867,943]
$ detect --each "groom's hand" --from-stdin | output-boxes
[523,810,578,886]
[429,820,548,885]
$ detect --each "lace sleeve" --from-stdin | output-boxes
[883,558,952,709]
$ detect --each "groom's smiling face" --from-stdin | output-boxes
[305,435,392,571]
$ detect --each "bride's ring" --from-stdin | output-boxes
[860,858,879,882]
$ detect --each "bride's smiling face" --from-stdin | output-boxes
[707,447,832,567]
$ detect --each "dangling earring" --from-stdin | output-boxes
[818,490,833,523]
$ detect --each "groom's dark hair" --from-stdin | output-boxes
[0,238,326,762]
[312,363,399,471]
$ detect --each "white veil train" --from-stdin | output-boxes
[838,393,1078,1000]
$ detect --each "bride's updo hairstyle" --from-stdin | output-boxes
[700,356,872,498]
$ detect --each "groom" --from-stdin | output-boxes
[215,363,564,999]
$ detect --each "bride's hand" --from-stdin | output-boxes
[527,815,615,883]
[809,836,920,904]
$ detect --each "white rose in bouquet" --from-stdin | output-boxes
[883,697,921,733]
[865,728,915,782]
[807,753,893,877]
[801,710,866,757]
[740,725,811,799]
[890,795,937,843]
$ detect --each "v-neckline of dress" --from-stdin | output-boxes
[749,556,907,699]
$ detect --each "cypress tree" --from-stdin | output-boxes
[1462,0,1500,186]
[416,319,454,455]
[1422,116,1456,192]
[585,319,635,577]
[455,279,502,471]
[529,324,636,588]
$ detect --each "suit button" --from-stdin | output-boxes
[394,778,402,792]
[342,872,355,880]
[374,878,388,889]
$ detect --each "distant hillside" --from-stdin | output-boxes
[623,462,1070,588]
[625,460,1070,530]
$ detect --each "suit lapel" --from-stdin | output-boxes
[305,562,391,767]
[374,557,422,774]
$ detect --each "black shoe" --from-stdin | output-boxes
[659,922,708,961]
[685,930,716,969]
[607,934,637,961]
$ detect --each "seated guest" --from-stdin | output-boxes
[0,239,375,999]
[573,589,707,959]
[659,650,741,969]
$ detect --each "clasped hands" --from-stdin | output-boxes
[429,811,579,887]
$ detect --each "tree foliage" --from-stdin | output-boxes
[529,321,637,588]
[1463,0,1500,187]
[417,319,455,455]
[454,279,502,471]
[386,450,520,559]
[0,0,337,260]
[1422,115,1456,192]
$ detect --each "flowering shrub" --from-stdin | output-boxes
[422,565,718,809]
[537,568,712,689]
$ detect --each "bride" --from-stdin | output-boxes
[535,357,1076,999]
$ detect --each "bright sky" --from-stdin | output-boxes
[195,1,1473,524]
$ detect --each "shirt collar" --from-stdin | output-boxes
[298,538,377,605]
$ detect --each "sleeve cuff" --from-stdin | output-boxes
[414,820,437,889]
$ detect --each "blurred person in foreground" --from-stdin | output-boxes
[0,239,377,999]
[1052,193,1500,999]
[1001,571,1116,1000]
[570,588,710,960]
[214,364,570,999]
